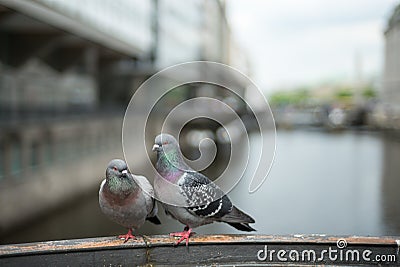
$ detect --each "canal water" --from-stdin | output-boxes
[1,129,399,244]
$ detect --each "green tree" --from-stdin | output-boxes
[362,86,376,99]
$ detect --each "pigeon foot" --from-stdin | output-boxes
[118,228,136,243]
[169,226,194,246]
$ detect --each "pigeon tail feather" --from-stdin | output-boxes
[220,206,255,224]
[227,222,256,232]
[146,215,161,225]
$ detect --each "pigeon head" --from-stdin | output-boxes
[152,133,179,153]
[106,159,129,179]
[153,133,189,173]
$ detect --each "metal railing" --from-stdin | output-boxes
[0,234,399,266]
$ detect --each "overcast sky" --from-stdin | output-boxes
[227,0,399,93]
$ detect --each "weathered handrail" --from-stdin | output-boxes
[1,235,399,266]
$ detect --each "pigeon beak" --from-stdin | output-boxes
[121,169,128,175]
[152,144,160,151]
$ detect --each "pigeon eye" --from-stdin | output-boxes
[163,141,168,145]
[113,166,118,171]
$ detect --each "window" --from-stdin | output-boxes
[0,143,4,180]
[11,142,21,176]
[30,142,40,169]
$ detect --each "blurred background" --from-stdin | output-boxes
[0,0,399,244]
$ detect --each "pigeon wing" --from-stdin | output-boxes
[134,175,158,218]
[178,171,233,219]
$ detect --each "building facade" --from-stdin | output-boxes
[0,0,249,233]
[383,4,400,128]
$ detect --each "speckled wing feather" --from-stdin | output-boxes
[178,171,233,219]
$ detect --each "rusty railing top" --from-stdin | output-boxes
[1,234,399,266]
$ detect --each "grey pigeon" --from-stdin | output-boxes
[99,159,161,242]
[152,134,255,246]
